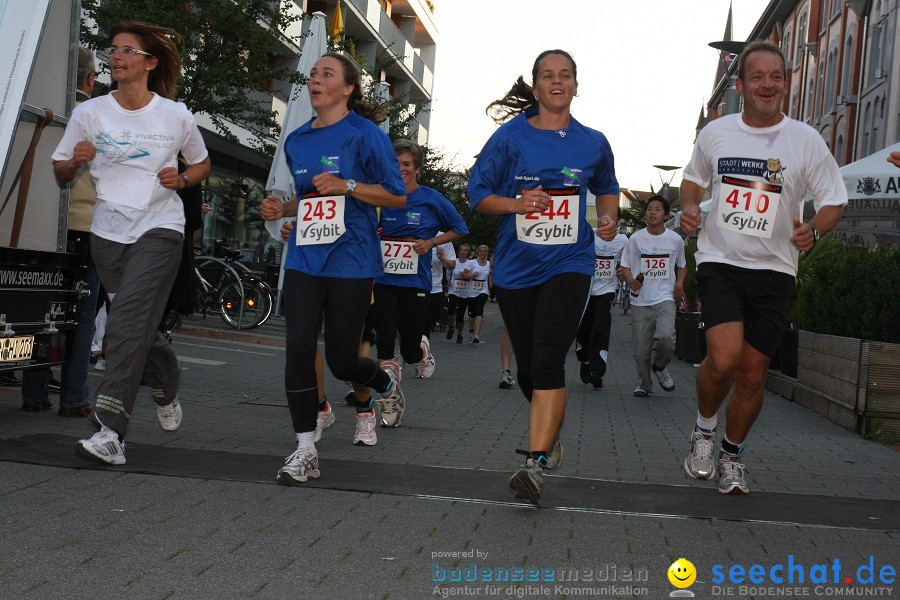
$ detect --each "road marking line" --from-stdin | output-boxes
[172,341,278,356]
[178,357,227,366]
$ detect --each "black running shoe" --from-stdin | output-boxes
[579,362,590,384]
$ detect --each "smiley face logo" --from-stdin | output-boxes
[668,558,697,588]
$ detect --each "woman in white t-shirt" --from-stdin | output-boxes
[465,245,492,344]
[53,22,211,466]
[445,244,472,343]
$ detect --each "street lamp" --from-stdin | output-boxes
[709,40,747,115]
[652,164,681,201]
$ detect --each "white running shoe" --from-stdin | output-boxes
[276,446,320,484]
[77,426,125,465]
[376,361,405,428]
[353,410,377,446]
[314,401,335,442]
[156,397,182,432]
[417,335,436,378]
[94,357,106,371]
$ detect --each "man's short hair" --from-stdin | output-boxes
[736,40,785,81]
[77,47,95,88]
[646,194,670,216]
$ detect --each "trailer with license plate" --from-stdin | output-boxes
[0,0,87,374]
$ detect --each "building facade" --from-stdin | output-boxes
[705,0,898,167]
[700,0,899,246]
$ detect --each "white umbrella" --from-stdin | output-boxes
[833,141,900,247]
[265,11,327,306]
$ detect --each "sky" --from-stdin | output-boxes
[427,0,771,192]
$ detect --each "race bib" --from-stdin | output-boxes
[472,279,487,294]
[594,255,616,279]
[294,194,346,245]
[97,162,157,211]
[381,239,417,275]
[717,176,781,239]
[453,278,468,293]
[641,254,670,279]
[515,186,579,245]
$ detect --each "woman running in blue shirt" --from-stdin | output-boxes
[372,139,467,418]
[260,52,407,484]
[468,50,620,504]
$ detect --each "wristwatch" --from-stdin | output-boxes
[810,225,819,246]
[431,237,438,248]
[345,179,357,194]
[181,174,190,188]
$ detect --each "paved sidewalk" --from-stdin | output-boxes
[1,301,897,599]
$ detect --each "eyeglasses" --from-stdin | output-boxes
[105,46,153,57]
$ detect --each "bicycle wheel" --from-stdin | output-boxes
[217,279,273,329]
[160,308,179,333]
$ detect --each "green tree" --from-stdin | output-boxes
[619,190,647,232]
[417,147,496,248]
[81,0,307,154]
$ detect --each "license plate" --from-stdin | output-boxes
[0,336,35,362]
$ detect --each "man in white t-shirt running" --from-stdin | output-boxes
[621,196,687,397]
[679,41,847,495]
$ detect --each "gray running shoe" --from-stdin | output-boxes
[498,370,515,389]
[546,437,563,470]
[276,447,320,484]
[683,427,716,480]
[652,364,675,391]
[509,458,543,505]
[376,361,405,427]
[716,452,749,495]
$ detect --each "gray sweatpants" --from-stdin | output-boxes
[631,300,676,392]
[90,229,182,437]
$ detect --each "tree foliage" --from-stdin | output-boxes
[81,0,307,153]
[416,147,495,248]
[792,242,900,342]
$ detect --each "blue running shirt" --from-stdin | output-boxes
[376,186,469,290]
[282,111,405,278]
[468,110,619,288]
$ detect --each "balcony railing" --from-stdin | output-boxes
[345,0,432,94]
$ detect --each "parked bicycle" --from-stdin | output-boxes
[162,248,274,332]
